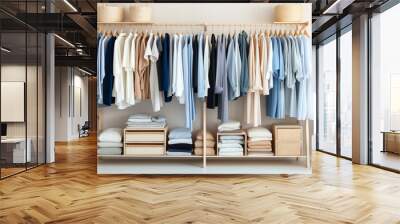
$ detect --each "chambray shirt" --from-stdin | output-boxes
[215,35,229,122]
[97,35,105,104]
[226,34,241,100]
[183,35,196,130]
[297,36,310,120]
[276,37,286,119]
[239,31,249,96]
[266,37,283,118]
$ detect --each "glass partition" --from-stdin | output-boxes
[0,1,46,179]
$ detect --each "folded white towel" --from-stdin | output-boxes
[220,135,244,140]
[218,121,241,132]
[248,137,273,142]
[219,151,243,156]
[219,139,244,144]
[98,128,122,143]
[166,151,192,156]
[247,127,272,138]
[128,114,151,119]
[218,143,243,148]
[97,142,123,148]
[168,138,193,145]
[219,147,243,153]
[97,148,122,155]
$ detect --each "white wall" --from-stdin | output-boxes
[55,67,89,141]
[98,3,312,135]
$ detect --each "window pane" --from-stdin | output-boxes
[371,3,400,171]
[340,30,352,158]
[318,38,337,154]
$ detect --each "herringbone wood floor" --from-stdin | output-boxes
[1,135,400,224]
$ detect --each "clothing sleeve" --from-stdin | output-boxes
[204,35,210,91]
[131,35,137,72]
[144,35,153,60]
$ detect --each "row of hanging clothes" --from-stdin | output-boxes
[97,26,312,129]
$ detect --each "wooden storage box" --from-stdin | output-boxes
[125,144,165,155]
[124,127,167,156]
[273,125,303,156]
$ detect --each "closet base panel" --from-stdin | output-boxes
[97,157,311,175]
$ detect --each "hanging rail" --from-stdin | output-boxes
[97,22,310,36]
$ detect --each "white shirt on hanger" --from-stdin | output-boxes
[122,32,135,107]
[267,36,273,91]
[260,33,269,95]
[113,33,129,110]
[172,34,179,96]
[175,34,185,104]
[203,34,210,96]
[145,35,163,112]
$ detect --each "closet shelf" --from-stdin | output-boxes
[98,155,203,159]
[97,22,153,25]
[98,155,307,159]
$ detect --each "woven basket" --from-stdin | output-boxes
[127,5,152,23]
[97,5,124,23]
[274,5,307,23]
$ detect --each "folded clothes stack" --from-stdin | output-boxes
[126,114,167,128]
[217,121,244,156]
[218,135,244,156]
[217,121,241,132]
[97,128,123,155]
[247,127,273,156]
[193,130,216,156]
[167,128,193,156]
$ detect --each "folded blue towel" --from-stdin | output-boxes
[169,128,192,139]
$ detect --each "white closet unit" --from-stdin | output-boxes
[97,3,313,175]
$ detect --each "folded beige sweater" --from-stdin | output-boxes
[247,140,272,147]
[247,147,273,152]
[194,139,215,148]
[194,147,216,156]
[196,130,215,141]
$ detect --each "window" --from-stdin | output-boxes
[318,37,337,154]
[340,30,352,158]
[370,3,400,171]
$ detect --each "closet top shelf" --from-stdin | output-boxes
[97,22,309,25]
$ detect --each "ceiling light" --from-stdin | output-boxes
[1,47,11,53]
[63,0,78,12]
[77,67,93,76]
[54,34,75,48]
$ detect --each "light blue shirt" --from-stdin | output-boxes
[215,35,229,122]
[297,36,310,120]
[266,37,281,118]
[226,34,241,100]
[97,35,106,104]
[183,35,196,130]
[197,33,207,98]
[277,37,286,119]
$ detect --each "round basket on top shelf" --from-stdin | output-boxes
[127,5,153,24]
[274,4,308,24]
[97,4,124,23]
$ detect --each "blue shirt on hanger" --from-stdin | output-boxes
[161,33,172,102]
[239,31,249,96]
[102,36,116,106]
